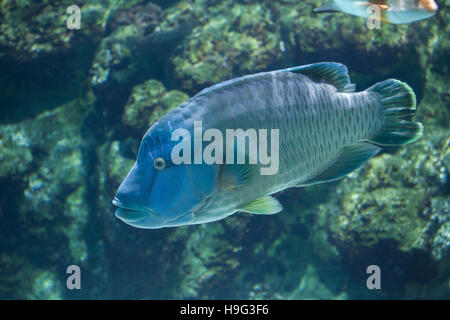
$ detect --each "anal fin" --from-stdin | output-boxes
[304,142,381,186]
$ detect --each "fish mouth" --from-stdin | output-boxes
[112,197,193,228]
[112,197,156,223]
[112,197,146,212]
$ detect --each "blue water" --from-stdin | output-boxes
[0,0,448,300]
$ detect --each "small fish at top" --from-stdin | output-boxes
[314,0,438,24]
[112,62,423,229]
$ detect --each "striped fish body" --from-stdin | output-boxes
[160,63,420,225]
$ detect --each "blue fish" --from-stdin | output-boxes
[113,62,422,229]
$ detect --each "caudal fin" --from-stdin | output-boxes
[367,79,423,146]
[313,1,340,13]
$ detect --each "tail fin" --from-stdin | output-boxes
[367,79,423,146]
[314,1,340,13]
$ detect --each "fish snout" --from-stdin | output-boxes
[420,0,438,12]
[113,162,154,212]
[113,182,151,225]
[114,206,148,223]
[114,181,145,212]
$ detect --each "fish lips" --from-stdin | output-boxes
[112,198,194,229]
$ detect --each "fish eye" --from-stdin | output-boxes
[153,157,166,170]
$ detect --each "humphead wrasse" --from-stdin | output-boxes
[112,62,423,229]
[314,0,438,24]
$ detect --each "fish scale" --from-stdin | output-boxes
[187,72,384,223]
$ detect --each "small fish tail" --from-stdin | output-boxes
[313,1,339,13]
[367,79,423,146]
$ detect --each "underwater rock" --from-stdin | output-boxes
[172,223,242,298]
[300,130,450,297]
[109,2,162,39]
[0,99,92,298]
[165,0,449,93]
[122,79,189,131]
[280,0,410,54]
[170,1,282,91]
[0,0,114,61]
[62,186,89,262]
[0,253,62,299]
[413,4,450,129]
[284,264,347,300]
[15,103,85,222]
[106,141,136,187]
[0,126,33,178]
[88,2,167,110]
[27,270,63,300]
[165,0,399,92]
[323,129,449,255]
[90,24,141,88]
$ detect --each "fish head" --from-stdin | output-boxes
[113,123,218,229]
[419,0,438,12]
[387,0,438,23]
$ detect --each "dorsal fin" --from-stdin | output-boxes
[191,62,354,101]
[191,73,262,100]
[343,83,356,93]
[282,62,353,92]
[300,142,380,186]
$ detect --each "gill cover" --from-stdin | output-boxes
[114,124,219,228]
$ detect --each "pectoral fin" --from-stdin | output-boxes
[221,162,256,189]
[220,139,259,189]
[239,196,283,215]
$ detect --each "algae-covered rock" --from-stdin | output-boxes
[174,223,241,298]
[280,0,409,54]
[0,0,111,61]
[285,265,348,300]
[165,0,449,93]
[0,99,92,299]
[15,102,85,223]
[170,1,282,91]
[0,253,62,299]
[90,24,141,87]
[105,141,135,187]
[27,270,63,300]
[89,2,164,100]
[0,126,33,178]
[324,129,449,257]
[109,2,162,38]
[122,79,189,130]
[61,186,89,262]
